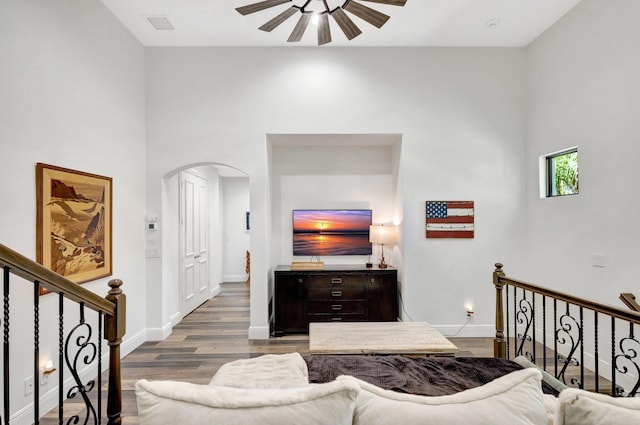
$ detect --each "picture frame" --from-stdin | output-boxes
[425,200,475,239]
[36,163,112,287]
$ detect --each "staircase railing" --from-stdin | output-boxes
[0,242,125,425]
[494,263,640,397]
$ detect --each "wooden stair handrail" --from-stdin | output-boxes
[620,293,640,312]
[494,263,640,324]
[0,242,115,315]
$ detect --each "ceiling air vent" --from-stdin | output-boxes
[146,16,174,31]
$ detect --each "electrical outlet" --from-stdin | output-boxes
[25,376,34,395]
[466,307,474,317]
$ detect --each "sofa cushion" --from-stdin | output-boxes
[544,394,560,425]
[557,388,640,425]
[338,368,547,425]
[135,378,358,425]
[209,352,309,388]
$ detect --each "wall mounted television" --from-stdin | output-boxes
[292,209,372,256]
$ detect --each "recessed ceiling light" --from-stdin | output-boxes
[486,19,501,29]
[146,16,174,31]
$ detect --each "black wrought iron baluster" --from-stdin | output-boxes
[3,266,10,425]
[98,313,103,425]
[594,312,599,394]
[34,281,40,425]
[2,268,8,425]
[59,293,64,425]
[556,302,582,387]
[506,285,510,358]
[611,317,616,397]
[513,286,517,359]
[532,294,536,364]
[613,322,640,397]
[579,306,584,390]
[65,302,98,425]
[543,296,547,371]
[554,299,558,378]
[516,290,533,360]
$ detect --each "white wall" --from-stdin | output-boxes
[525,0,640,303]
[222,177,250,282]
[145,47,528,338]
[0,0,145,421]
[271,139,400,267]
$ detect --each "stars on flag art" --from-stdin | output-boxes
[425,201,474,239]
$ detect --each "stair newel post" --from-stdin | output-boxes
[104,279,126,425]
[493,263,507,359]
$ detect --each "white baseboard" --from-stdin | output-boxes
[170,311,181,327]
[223,274,249,283]
[209,284,221,298]
[146,321,173,341]
[122,328,147,357]
[248,325,270,340]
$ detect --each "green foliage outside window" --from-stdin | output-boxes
[549,150,578,196]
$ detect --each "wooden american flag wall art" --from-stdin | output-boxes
[425,201,475,239]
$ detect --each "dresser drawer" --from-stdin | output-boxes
[307,274,364,287]
[308,285,365,300]
[308,300,366,315]
[308,313,367,322]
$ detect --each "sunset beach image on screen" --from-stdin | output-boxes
[292,210,372,256]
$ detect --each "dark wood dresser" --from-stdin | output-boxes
[273,265,398,336]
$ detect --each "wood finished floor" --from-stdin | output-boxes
[45,282,494,424]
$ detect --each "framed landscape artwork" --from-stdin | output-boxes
[36,163,112,287]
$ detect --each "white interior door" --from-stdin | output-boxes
[180,171,209,317]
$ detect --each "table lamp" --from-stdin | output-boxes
[369,224,397,269]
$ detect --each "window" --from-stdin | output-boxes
[544,148,579,197]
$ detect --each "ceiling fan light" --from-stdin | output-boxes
[237,0,406,45]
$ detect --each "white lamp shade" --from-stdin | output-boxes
[369,225,398,245]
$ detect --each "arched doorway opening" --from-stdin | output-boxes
[161,162,249,325]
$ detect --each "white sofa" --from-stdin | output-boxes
[135,353,640,425]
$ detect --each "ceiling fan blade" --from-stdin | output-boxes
[343,1,390,28]
[236,0,291,16]
[317,13,331,46]
[258,7,298,32]
[359,0,407,6]
[330,8,362,40]
[287,12,312,42]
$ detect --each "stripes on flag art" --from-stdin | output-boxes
[425,201,474,239]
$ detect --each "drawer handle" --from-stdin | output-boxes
[331,317,343,321]
[332,305,342,311]
[331,278,342,284]
[331,291,343,297]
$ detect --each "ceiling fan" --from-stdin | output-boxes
[236,0,407,46]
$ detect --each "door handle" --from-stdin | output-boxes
[194,254,200,259]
